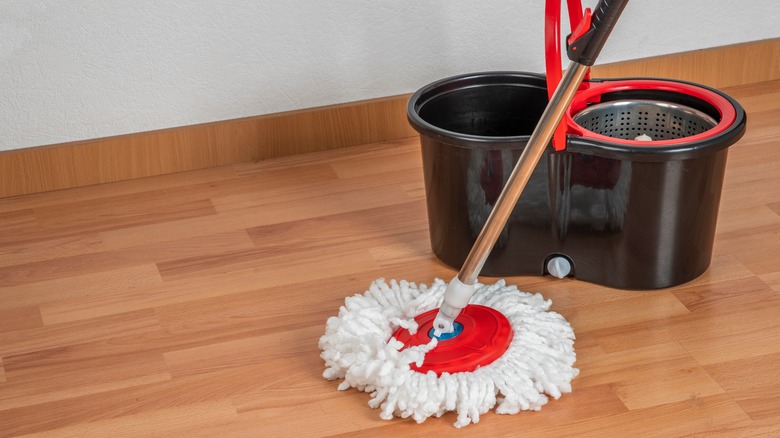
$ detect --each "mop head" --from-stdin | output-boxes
[318,278,578,428]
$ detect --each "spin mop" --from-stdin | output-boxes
[320,0,628,427]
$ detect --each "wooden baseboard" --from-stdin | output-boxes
[2,38,778,199]
[0,96,416,199]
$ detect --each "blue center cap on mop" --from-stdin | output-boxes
[429,322,463,341]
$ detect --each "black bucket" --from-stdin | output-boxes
[407,71,746,289]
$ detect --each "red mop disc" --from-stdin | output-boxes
[392,304,513,375]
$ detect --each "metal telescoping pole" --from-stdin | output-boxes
[456,61,590,285]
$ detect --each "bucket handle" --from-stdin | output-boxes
[545,0,590,151]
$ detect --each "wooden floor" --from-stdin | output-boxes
[1,80,779,437]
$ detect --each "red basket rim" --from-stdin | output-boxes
[564,79,738,146]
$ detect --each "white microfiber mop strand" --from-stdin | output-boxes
[318,278,578,428]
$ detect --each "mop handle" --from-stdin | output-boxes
[458,0,629,285]
[433,0,628,335]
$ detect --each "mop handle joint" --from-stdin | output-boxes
[566,0,629,66]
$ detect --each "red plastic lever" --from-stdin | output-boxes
[568,8,593,47]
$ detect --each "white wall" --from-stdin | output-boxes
[1,0,777,151]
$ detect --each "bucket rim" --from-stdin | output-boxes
[567,79,737,146]
[406,72,746,160]
[406,71,549,149]
[565,78,746,161]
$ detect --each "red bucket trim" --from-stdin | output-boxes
[564,79,738,146]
